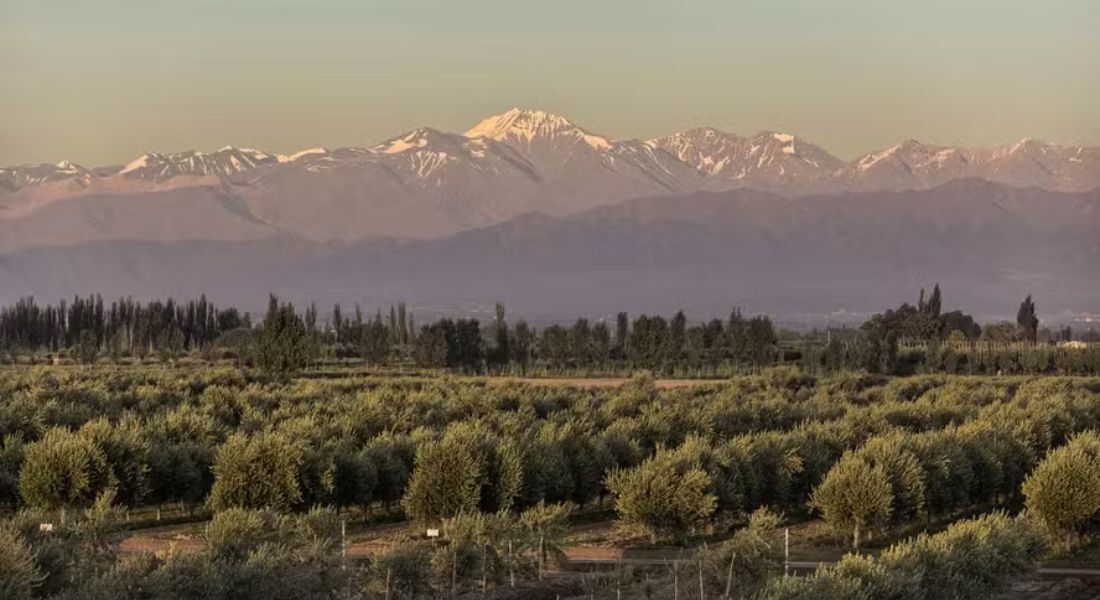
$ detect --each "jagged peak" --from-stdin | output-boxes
[375,127,467,154]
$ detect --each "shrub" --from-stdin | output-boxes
[205,508,272,560]
[758,512,1044,600]
[0,525,44,600]
[370,542,436,599]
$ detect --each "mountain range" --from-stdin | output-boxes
[1,109,1098,321]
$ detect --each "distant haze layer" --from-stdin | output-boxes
[1,109,1098,323]
[1,0,1097,165]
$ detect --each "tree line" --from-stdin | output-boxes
[0,295,248,361]
[2,286,1098,377]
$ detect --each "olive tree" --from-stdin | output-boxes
[606,450,716,543]
[1023,432,1100,546]
[402,438,481,523]
[811,451,893,550]
[19,427,115,519]
[209,432,304,512]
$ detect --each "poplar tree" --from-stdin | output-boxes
[254,295,314,378]
[1016,295,1039,342]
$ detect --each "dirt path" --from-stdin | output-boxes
[114,534,1100,580]
[482,376,721,389]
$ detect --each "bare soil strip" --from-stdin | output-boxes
[482,377,720,389]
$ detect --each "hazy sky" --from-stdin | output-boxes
[2,0,1097,166]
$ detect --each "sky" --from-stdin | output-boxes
[1,0,1098,166]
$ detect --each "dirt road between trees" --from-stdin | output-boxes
[115,534,1100,581]
[482,377,721,389]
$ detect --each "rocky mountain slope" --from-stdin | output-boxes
[3,110,1097,253]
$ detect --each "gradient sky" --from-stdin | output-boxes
[2,0,1097,166]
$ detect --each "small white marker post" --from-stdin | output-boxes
[784,528,790,575]
[341,519,347,570]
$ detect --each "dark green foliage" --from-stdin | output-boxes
[402,437,481,523]
[698,508,785,599]
[19,428,115,512]
[3,292,1096,376]
[759,513,1045,600]
[1017,294,1040,342]
[208,433,304,511]
[147,442,212,509]
[0,434,25,509]
[0,524,43,600]
[0,294,235,358]
[1023,431,1100,544]
[76,418,150,507]
[371,542,435,599]
[204,508,271,560]
[606,443,717,542]
[811,452,892,550]
[1,367,1097,599]
[253,296,314,378]
[55,509,348,600]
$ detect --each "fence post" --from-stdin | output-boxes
[724,551,736,599]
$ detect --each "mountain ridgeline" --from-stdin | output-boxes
[1,109,1098,319]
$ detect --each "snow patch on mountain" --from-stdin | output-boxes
[6,109,1097,197]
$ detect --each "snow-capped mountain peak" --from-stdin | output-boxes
[375,127,463,155]
[464,108,612,151]
[116,146,278,181]
[856,139,933,172]
[0,161,92,191]
[651,127,845,188]
[648,128,747,176]
[4,111,1098,204]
